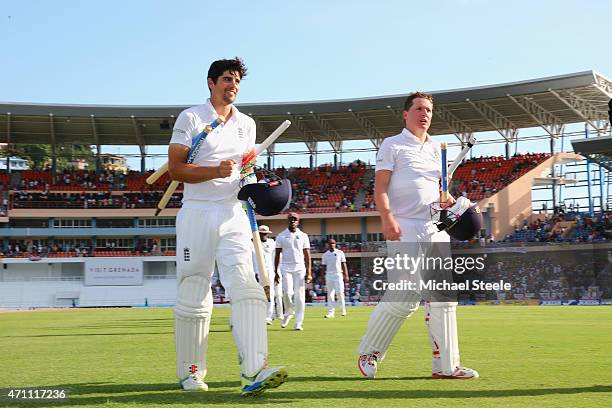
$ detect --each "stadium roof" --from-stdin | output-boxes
[0,70,610,150]
[571,134,612,171]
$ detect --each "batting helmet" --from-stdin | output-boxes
[431,196,483,241]
[238,178,292,216]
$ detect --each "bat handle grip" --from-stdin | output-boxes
[155,180,179,216]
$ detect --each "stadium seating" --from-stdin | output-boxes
[9,156,550,213]
[505,211,611,243]
[450,153,550,201]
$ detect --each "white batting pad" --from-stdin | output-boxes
[174,275,213,380]
[230,277,269,377]
[357,300,419,359]
[425,302,460,374]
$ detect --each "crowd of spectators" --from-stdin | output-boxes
[18,170,126,191]
[504,211,611,243]
[0,240,172,258]
[10,163,368,213]
[12,191,182,209]
[457,248,612,301]
[4,154,554,214]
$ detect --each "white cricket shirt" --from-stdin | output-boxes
[375,128,441,219]
[321,249,346,277]
[169,99,256,203]
[275,228,310,271]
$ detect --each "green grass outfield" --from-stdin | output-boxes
[1,306,611,407]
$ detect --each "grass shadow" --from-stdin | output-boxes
[5,381,609,407]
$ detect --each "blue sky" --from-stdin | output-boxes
[1,0,611,191]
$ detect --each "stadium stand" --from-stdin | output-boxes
[1,70,610,308]
[450,153,551,201]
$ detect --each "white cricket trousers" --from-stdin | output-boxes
[326,275,346,315]
[175,199,268,380]
[357,218,462,375]
[267,279,284,320]
[281,266,306,327]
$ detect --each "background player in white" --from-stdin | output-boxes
[356,92,479,380]
[253,225,283,324]
[168,57,287,395]
[274,212,312,330]
[320,239,349,318]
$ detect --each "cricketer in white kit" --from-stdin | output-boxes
[252,225,284,324]
[274,212,312,331]
[357,92,479,380]
[167,57,287,396]
[320,239,349,318]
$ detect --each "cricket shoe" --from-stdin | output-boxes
[357,352,381,379]
[341,310,347,316]
[266,318,273,325]
[324,312,335,319]
[432,367,479,379]
[280,314,293,328]
[294,324,303,331]
[180,374,208,391]
[240,367,288,396]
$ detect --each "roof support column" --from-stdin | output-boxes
[599,162,605,214]
[49,114,57,176]
[6,112,11,173]
[585,124,594,217]
[90,115,101,175]
[305,141,318,170]
[131,116,147,173]
[550,137,557,212]
[310,111,344,169]
[330,141,343,169]
[285,114,316,170]
[265,143,275,170]
[254,117,278,170]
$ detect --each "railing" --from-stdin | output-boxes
[3,276,84,282]
[1,275,176,282]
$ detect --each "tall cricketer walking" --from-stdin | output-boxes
[357,92,479,380]
[274,212,312,331]
[168,57,287,395]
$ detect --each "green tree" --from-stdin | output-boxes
[11,144,96,171]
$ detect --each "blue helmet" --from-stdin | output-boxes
[431,197,483,241]
[238,178,292,216]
